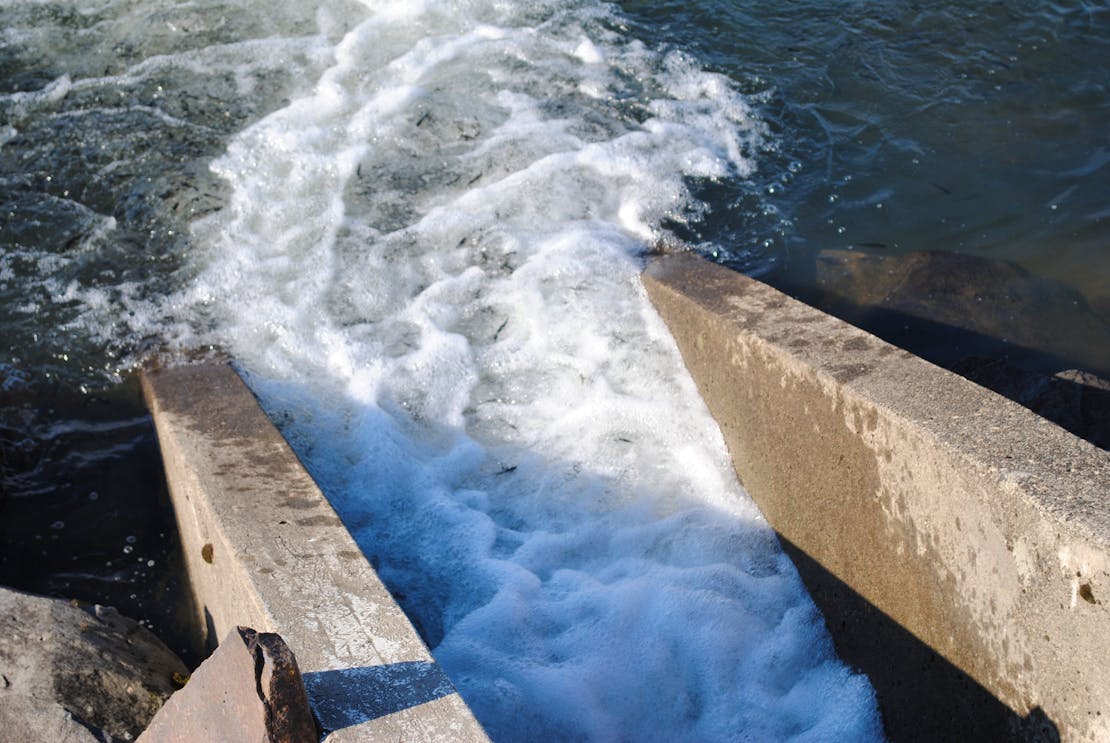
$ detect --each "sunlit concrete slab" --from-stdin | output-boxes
[142,363,489,742]
[643,253,1110,743]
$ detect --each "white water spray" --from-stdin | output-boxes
[105,0,881,738]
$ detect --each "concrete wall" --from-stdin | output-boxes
[142,363,489,742]
[642,254,1110,743]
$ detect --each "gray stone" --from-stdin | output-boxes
[139,627,317,743]
[0,586,189,742]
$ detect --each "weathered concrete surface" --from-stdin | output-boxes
[950,359,1110,451]
[141,363,489,742]
[643,253,1110,742]
[0,586,188,742]
[139,627,316,743]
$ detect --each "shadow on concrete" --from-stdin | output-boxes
[840,305,1110,451]
[763,248,1110,450]
[202,606,219,657]
[773,278,1110,450]
[302,661,455,735]
[778,534,1060,743]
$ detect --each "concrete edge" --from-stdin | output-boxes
[141,362,489,742]
[642,253,1110,742]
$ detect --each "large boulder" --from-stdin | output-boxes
[0,586,188,742]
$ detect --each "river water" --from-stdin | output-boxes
[1,0,1107,739]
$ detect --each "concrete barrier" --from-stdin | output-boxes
[141,363,489,742]
[642,254,1110,743]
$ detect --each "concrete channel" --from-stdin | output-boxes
[643,253,1110,742]
[141,252,1109,742]
[141,363,489,742]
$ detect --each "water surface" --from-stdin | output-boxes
[4,0,1108,738]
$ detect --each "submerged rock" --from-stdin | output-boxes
[813,249,1110,375]
[804,249,1110,448]
[0,586,188,742]
[951,359,1110,450]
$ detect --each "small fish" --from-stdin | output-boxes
[931,182,952,195]
[855,242,888,249]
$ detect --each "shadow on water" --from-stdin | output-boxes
[0,375,204,666]
[818,304,1110,451]
[302,661,456,736]
[778,534,1060,743]
[769,249,1110,450]
[231,364,1077,741]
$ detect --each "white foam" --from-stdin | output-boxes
[126,0,881,739]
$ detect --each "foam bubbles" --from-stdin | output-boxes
[139,0,880,739]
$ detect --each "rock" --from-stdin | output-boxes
[0,586,189,742]
[951,358,1110,449]
[813,249,1110,375]
[0,695,105,743]
[138,626,317,743]
[800,249,1110,448]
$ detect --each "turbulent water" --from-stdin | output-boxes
[1,0,889,739]
[4,0,1107,739]
[623,1,1110,297]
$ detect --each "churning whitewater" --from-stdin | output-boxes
[65,0,882,739]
